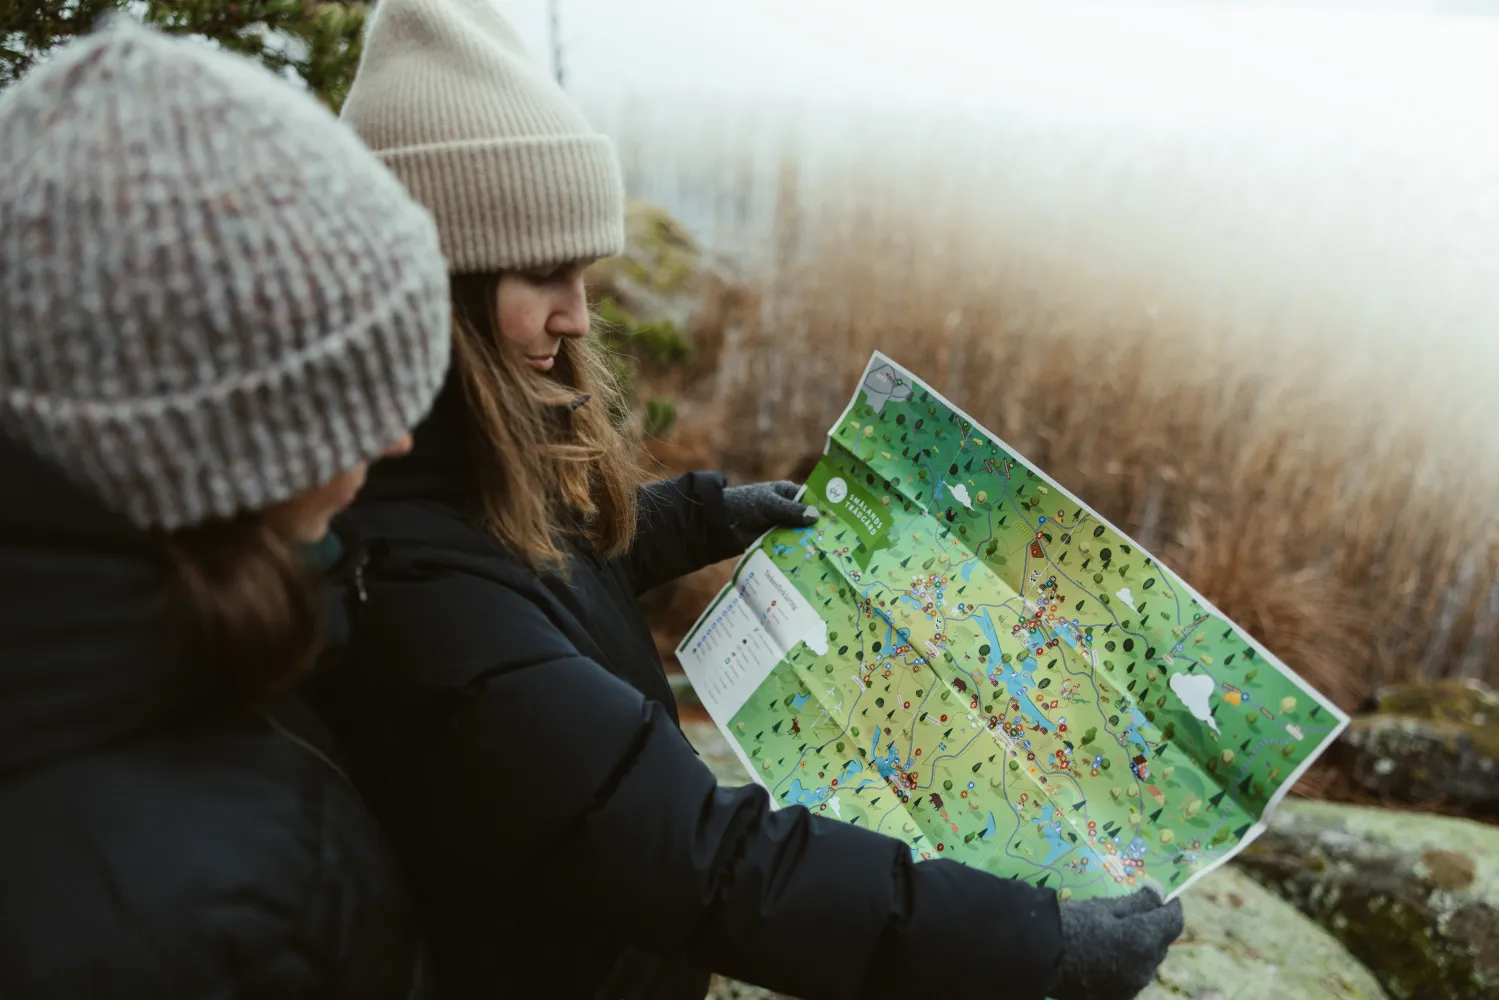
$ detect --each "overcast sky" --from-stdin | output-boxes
[492,0,1499,153]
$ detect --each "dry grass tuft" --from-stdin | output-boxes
[626,129,1499,720]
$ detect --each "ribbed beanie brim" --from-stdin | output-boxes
[341,0,626,272]
[0,19,452,530]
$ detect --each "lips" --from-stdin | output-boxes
[526,355,556,373]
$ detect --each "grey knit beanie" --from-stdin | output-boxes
[0,18,452,531]
[340,0,625,272]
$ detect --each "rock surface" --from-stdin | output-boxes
[584,199,709,437]
[678,682,1385,1000]
[587,198,702,357]
[1328,679,1499,820]
[1239,798,1499,1000]
[705,977,785,1000]
[1138,866,1387,1000]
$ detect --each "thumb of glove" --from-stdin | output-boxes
[1051,894,1183,1000]
[724,481,818,546]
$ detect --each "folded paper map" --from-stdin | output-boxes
[677,351,1349,901]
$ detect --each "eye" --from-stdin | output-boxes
[526,261,590,285]
[524,264,564,283]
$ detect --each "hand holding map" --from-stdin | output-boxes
[678,352,1348,903]
[1053,890,1185,1000]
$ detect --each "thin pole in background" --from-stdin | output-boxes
[548,0,564,89]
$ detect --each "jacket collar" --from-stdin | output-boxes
[0,435,209,774]
[360,366,482,512]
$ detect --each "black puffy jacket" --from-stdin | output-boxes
[0,437,427,1000]
[318,381,1063,1000]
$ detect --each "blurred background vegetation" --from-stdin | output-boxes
[1,1,368,108]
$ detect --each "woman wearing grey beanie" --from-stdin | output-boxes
[0,19,452,999]
[327,2,1181,999]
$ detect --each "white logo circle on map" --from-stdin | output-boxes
[825,477,849,504]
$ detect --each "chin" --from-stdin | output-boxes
[296,521,334,546]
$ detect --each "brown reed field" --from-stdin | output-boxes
[609,100,1499,723]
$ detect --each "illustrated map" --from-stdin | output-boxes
[677,352,1349,901]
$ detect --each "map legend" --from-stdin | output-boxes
[678,550,825,723]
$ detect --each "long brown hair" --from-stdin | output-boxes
[450,272,639,571]
[159,514,321,703]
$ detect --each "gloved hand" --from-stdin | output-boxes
[1050,888,1184,1000]
[723,481,819,546]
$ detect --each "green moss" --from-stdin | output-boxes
[643,398,678,438]
[1376,680,1499,728]
[1240,801,1499,1000]
[585,199,708,431]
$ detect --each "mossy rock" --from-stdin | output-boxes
[1239,799,1499,999]
[587,200,702,426]
[1375,678,1499,726]
[588,198,704,337]
[705,977,791,1000]
[1331,679,1499,819]
[1140,866,1386,1000]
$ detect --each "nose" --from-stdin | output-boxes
[548,271,591,340]
[382,433,414,458]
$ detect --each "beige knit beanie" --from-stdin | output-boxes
[342,0,625,273]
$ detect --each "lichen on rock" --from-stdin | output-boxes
[1239,798,1499,999]
[588,198,703,357]
[587,199,706,436]
[1328,679,1499,820]
[705,977,788,1000]
[1140,865,1387,1000]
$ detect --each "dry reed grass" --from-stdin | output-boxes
[630,148,1499,720]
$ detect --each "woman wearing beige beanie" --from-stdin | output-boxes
[0,17,453,999]
[327,3,1180,1000]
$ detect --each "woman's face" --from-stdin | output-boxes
[494,263,593,373]
[263,434,414,544]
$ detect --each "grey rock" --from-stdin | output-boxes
[1239,798,1499,999]
[1329,679,1499,820]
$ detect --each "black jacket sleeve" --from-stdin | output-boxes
[622,472,743,595]
[416,583,1064,1000]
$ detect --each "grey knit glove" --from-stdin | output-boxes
[723,481,819,546]
[1051,888,1184,1000]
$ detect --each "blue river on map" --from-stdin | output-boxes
[976,610,1052,728]
[872,728,910,779]
[971,609,1155,755]
[1036,804,1075,866]
[780,537,1156,811]
[786,758,872,805]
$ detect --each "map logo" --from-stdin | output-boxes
[824,476,849,505]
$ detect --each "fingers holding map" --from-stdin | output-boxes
[676,352,1348,902]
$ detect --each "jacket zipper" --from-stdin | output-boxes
[265,714,354,788]
[352,548,369,604]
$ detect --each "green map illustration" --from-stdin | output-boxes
[678,352,1348,901]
